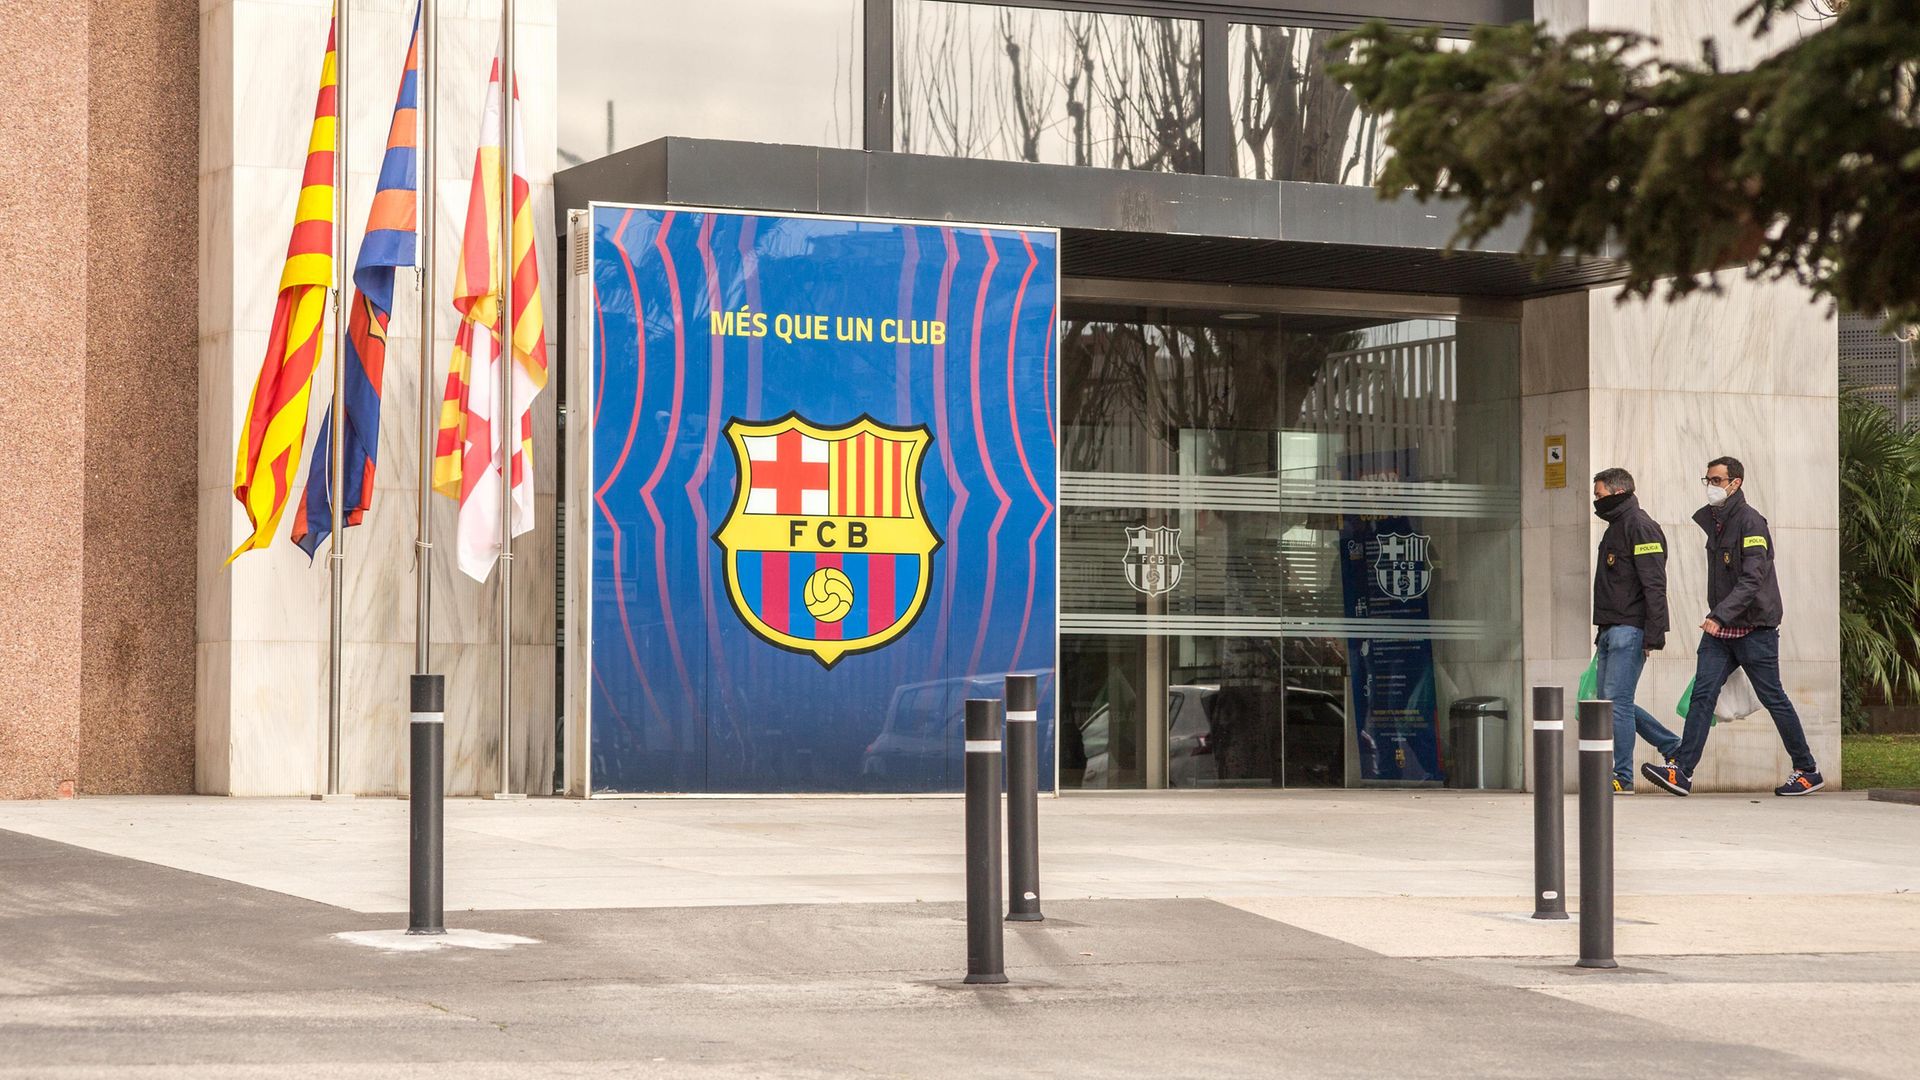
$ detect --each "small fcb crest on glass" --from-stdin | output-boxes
[1374,531,1433,602]
[713,414,941,668]
[1124,525,1183,597]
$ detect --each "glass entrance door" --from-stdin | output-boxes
[1056,300,1522,790]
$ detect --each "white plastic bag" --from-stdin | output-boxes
[1714,668,1761,722]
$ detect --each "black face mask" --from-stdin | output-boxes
[1593,492,1631,518]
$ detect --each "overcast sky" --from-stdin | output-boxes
[556,0,862,164]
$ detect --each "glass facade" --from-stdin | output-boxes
[556,0,861,166]
[1057,304,1523,789]
[555,2,1475,186]
[1229,23,1384,185]
[894,0,1202,171]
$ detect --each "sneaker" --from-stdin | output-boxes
[1641,760,1691,796]
[1774,770,1824,796]
[1612,777,1634,795]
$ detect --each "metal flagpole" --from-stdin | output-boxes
[407,0,447,936]
[325,0,351,799]
[415,0,435,675]
[495,0,517,798]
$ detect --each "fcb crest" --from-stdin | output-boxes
[713,414,942,667]
[1373,532,1433,602]
[1124,525,1183,597]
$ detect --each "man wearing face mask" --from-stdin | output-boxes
[1590,467,1680,793]
[1642,457,1822,797]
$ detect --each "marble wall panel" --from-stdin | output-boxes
[1647,391,1724,505]
[1773,298,1840,399]
[1772,395,1839,530]
[340,640,416,795]
[1521,268,1837,792]
[198,167,234,348]
[1663,517,1710,634]
[1548,522,1595,662]
[341,487,425,647]
[1583,0,1812,66]
[435,641,498,794]
[194,642,232,794]
[1643,0,1813,67]
[1586,387,1657,493]
[1531,0,1592,32]
[223,640,327,795]
[1519,389,1591,530]
[200,1,234,176]
[1708,393,1781,501]
[1585,286,1657,392]
[1687,659,1841,791]
[1774,526,1841,664]
[200,0,561,794]
[513,642,557,795]
[1520,290,1587,397]
[197,328,256,497]
[1521,527,1554,661]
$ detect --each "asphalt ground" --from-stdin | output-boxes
[3,827,1913,1080]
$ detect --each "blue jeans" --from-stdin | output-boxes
[1673,627,1816,776]
[1595,624,1680,784]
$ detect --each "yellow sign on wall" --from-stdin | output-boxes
[1544,435,1567,490]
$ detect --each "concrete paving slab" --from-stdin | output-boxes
[2,791,1914,915]
[1221,893,1920,957]
[3,829,1901,1080]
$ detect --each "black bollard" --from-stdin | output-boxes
[1531,686,1568,920]
[1005,674,1043,923]
[963,698,1007,984]
[408,673,446,935]
[1576,698,1616,968]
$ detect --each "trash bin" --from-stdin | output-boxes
[1447,696,1510,789]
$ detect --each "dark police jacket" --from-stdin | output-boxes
[1593,494,1670,649]
[1692,488,1784,630]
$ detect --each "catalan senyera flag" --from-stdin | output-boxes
[292,4,422,558]
[228,14,338,563]
[433,55,549,582]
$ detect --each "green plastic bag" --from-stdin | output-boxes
[1579,655,1600,701]
[1678,671,1757,727]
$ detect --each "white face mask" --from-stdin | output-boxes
[1705,485,1730,506]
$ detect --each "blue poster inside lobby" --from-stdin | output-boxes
[1338,452,1442,784]
[583,205,1059,793]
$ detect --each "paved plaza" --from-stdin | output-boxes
[2,791,1916,1077]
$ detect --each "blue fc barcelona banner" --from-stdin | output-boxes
[580,204,1059,793]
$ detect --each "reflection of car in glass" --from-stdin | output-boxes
[1079,683,1357,788]
[1281,686,1349,787]
[860,673,1040,791]
[1081,684,1220,788]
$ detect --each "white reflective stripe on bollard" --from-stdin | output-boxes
[410,712,445,725]
[1578,739,1613,752]
[965,740,1002,753]
[1532,720,1564,731]
[1006,710,1038,723]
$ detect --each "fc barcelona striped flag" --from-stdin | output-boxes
[432,54,549,582]
[227,13,337,562]
[292,4,421,557]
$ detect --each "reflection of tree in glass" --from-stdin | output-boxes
[1234,25,1385,184]
[1061,319,1384,479]
[895,2,1200,172]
